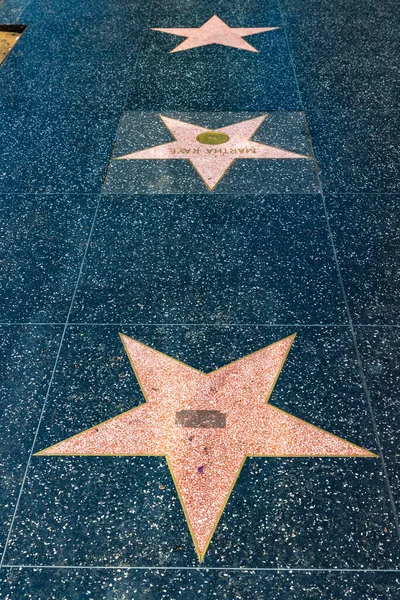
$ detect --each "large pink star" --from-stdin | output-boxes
[115,114,311,191]
[150,15,279,53]
[36,334,376,561]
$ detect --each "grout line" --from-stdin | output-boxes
[100,191,322,197]
[0,0,157,568]
[66,323,362,328]
[0,323,400,328]
[2,564,400,573]
[16,0,33,20]
[61,323,400,328]
[99,13,153,190]
[325,192,400,196]
[0,193,99,196]
[277,0,400,538]
[0,323,66,326]
[0,191,102,567]
[319,198,400,538]
[3,191,400,196]
[2,191,400,196]
[8,0,34,22]
[2,0,399,574]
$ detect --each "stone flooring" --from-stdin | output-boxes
[0,0,399,598]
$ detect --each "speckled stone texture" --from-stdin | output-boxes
[37,333,376,561]
[281,0,400,19]
[0,326,62,555]
[0,0,399,594]
[126,21,300,111]
[282,9,400,109]
[326,194,400,325]
[69,194,346,324]
[0,0,25,22]
[113,114,311,191]
[0,194,97,322]
[3,325,398,569]
[354,327,400,513]
[305,110,400,194]
[136,0,290,110]
[104,111,319,194]
[0,0,150,193]
[0,569,399,600]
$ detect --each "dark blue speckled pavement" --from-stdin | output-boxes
[0,0,399,598]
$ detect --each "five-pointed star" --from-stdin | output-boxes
[37,334,376,561]
[150,15,279,53]
[115,114,311,190]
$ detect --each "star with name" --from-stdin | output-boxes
[115,114,311,191]
[37,334,376,561]
[150,15,279,53]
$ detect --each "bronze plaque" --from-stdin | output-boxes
[196,131,230,145]
[176,410,226,428]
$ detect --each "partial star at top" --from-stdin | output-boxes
[150,15,279,53]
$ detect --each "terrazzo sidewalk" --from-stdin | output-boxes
[0,0,399,598]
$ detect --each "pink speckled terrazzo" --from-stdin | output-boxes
[37,335,376,560]
[151,15,279,53]
[115,114,310,190]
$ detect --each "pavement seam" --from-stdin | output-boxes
[0,191,102,568]
[2,564,400,573]
[277,0,400,538]
[0,0,158,570]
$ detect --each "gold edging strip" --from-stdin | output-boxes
[35,333,378,561]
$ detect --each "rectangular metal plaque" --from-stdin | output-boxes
[175,410,226,429]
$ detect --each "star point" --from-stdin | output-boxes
[115,114,311,191]
[150,15,280,53]
[36,334,377,560]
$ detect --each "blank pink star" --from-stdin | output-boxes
[150,15,279,53]
[115,114,311,190]
[151,15,279,53]
[36,334,376,561]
